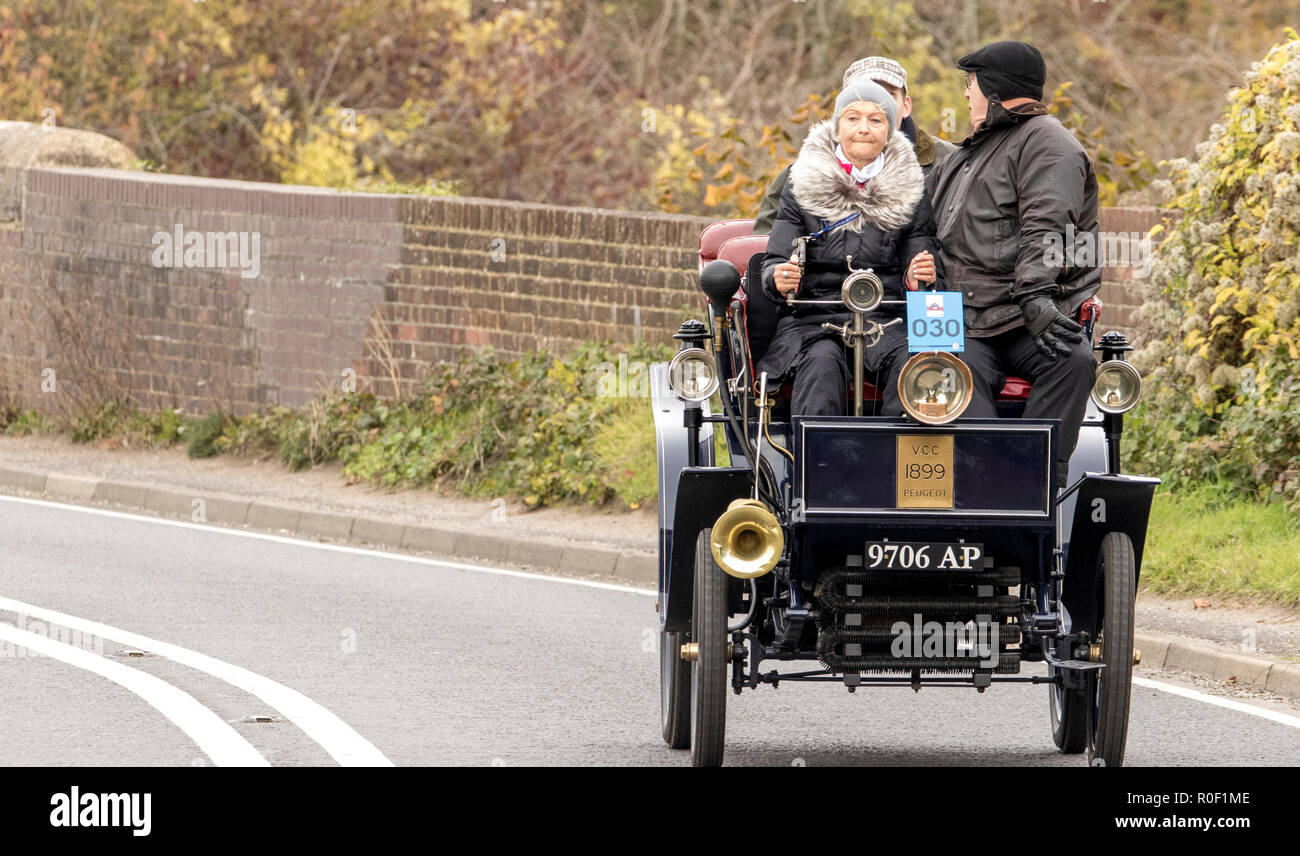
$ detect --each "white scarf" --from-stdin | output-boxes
[835,143,885,184]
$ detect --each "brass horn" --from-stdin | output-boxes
[710,498,784,579]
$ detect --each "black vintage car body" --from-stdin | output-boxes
[653,219,1158,767]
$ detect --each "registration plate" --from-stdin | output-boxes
[864,541,984,571]
[897,435,954,508]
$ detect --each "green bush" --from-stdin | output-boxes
[333,341,670,507]
[0,407,53,436]
[1130,29,1300,503]
[220,340,671,508]
[61,401,185,447]
[186,411,232,458]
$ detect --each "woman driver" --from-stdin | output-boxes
[758,78,939,417]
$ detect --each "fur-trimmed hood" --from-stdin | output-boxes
[788,120,924,232]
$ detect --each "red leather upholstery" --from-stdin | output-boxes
[998,377,1032,401]
[717,235,768,284]
[699,219,755,269]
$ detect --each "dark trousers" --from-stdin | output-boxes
[960,328,1096,488]
[790,326,910,418]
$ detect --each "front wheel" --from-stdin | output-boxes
[1087,531,1136,767]
[690,529,728,767]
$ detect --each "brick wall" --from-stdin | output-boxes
[1,167,402,412]
[1093,207,1164,335]
[355,195,707,388]
[0,163,1160,415]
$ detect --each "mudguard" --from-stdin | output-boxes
[661,467,753,632]
[653,362,723,629]
[1060,472,1161,634]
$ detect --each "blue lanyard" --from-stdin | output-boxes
[807,212,861,242]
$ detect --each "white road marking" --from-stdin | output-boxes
[0,493,655,597]
[0,621,269,767]
[0,595,393,767]
[1135,677,1300,729]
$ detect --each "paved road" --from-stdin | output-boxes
[2,495,1298,766]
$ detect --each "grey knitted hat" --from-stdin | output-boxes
[832,79,898,140]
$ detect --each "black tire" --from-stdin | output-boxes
[690,529,728,767]
[1047,568,1087,753]
[1088,531,1136,768]
[660,628,691,748]
[1050,668,1089,753]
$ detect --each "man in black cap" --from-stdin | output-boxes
[927,40,1100,489]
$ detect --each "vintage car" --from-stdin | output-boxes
[652,219,1158,767]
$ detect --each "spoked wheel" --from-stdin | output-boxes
[690,529,728,767]
[660,627,691,749]
[1087,531,1136,767]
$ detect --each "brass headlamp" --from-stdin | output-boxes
[1090,360,1142,414]
[897,351,975,425]
[667,347,719,402]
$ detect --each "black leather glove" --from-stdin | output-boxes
[1019,294,1083,360]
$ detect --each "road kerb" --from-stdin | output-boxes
[1211,649,1274,686]
[507,539,564,570]
[351,516,406,549]
[1133,632,1170,670]
[1137,630,1285,693]
[298,509,355,541]
[454,531,512,564]
[613,552,656,586]
[43,473,100,501]
[93,480,149,508]
[246,501,303,532]
[561,544,620,576]
[400,525,457,555]
[146,486,203,518]
[1162,637,1222,677]
[0,467,47,493]
[1265,663,1300,698]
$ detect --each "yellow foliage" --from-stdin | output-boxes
[1132,29,1300,499]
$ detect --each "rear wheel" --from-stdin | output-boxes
[1088,532,1136,767]
[660,628,691,748]
[690,529,728,767]
[1050,669,1088,753]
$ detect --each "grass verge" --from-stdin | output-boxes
[1141,484,1300,608]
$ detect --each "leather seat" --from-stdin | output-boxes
[698,219,755,269]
